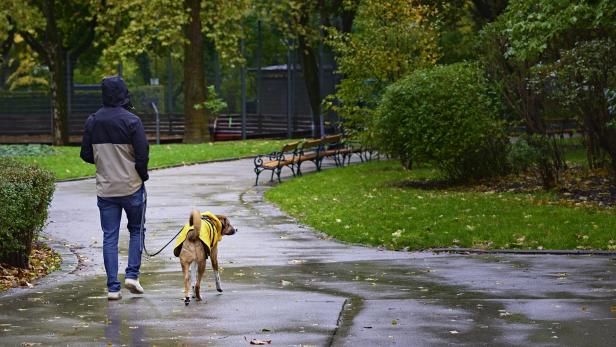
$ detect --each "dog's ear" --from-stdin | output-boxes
[217,215,227,229]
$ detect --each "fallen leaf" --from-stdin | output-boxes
[249,338,271,345]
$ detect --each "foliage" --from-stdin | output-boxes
[194,85,227,114]
[375,63,508,182]
[0,159,55,268]
[507,134,564,189]
[488,0,616,173]
[202,0,252,67]
[507,137,540,174]
[324,0,440,142]
[4,42,49,91]
[100,0,250,66]
[501,0,615,62]
[265,160,616,251]
[0,9,9,44]
[97,0,188,64]
[0,0,107,145]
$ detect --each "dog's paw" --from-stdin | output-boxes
[184,297,190,305]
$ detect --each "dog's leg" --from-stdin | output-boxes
[210,246,223,292]
[181,260,191,305]
[195,259,205,301]
[190,262,197,298]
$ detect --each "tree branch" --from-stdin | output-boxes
[19,30,49,64]
[70,13,97,60]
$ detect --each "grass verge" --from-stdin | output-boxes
[9,139,290,180]
[265,160,616,251]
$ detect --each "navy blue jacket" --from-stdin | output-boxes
[80,76,149,197]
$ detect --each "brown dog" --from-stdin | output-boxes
[173,210,236,305]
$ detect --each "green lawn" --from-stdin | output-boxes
[265,160,616,251]
[8,139,290,180]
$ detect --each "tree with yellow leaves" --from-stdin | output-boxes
[324,0,440,142]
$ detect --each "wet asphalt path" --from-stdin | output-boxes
[1,158,616,346]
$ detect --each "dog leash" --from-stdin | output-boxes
[139,185,183,257]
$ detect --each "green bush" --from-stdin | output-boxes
[508,137,540,174]
[0,159,55,268]
[508,134,564,189]
[375,62,509,181]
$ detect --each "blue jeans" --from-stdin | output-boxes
[97,186,145,293]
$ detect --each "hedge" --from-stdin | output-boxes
[375,62,509,182]
[0,159,55,268]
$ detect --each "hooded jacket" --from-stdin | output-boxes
[173,212,223,257]
[80,76,149,197]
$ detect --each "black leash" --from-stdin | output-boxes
[139,185,182,257]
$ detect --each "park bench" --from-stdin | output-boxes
[339,139,369,166]
[296,135,346,175]
[253,141,301,185]
[252,134,371,185]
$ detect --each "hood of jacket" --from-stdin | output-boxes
[101,76,131,107]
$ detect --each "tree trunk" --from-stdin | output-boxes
[47,44,69,146]
[182,0,208,143]
[297,35,321,138]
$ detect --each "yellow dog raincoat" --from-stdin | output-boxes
[173,211,222,257]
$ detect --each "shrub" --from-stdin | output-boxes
[375,62,509,182]
[508,134,564,189]
[0,159,55,268]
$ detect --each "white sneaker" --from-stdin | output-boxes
[108,291,122,300]
[124,278,144,294]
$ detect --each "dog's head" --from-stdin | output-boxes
[216,215,237,236]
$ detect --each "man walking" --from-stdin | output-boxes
[80,76,149,300]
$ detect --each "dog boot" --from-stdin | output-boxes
[215,271,223,292]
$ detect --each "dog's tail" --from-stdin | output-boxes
[187,210,201,242]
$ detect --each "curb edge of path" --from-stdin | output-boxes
[428,247,616,256]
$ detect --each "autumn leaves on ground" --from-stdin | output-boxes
[0,242,61,292]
